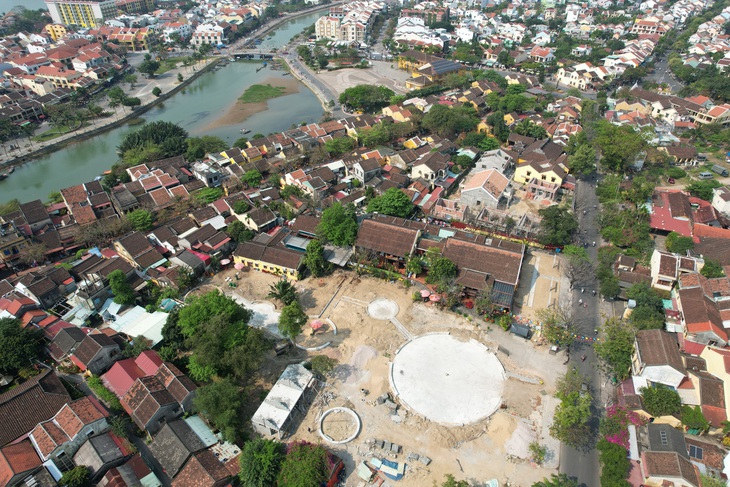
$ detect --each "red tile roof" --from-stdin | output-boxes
[0,440,41,486]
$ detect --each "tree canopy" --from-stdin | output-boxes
[193,378,245,443]
[0,318,42,375]
[532,474,579,487]
[367,188,414,217]
[186,135,227,161]
[304,240,329,278]
[701,258,725,278]
[339,85,395,113]
[317,203,358,246]
[278,301,307,339]
[550,368,592,448]
[117,121,188,158]
[666,231,694,254]
[277,442,330,487]
[108,269,136,305]
[640,386,681,417]
[567,143,596,176]
[537,206,578,247]
[595,317,636,381]
[238,438,286,487]
[178,291,252,337]
[422,104,480,139]
[426,256,457,287]
[127,209,153,231]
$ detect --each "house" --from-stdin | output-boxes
[70,333,121,375]
[351,159,382,182]
[638,424,700,487]
[0,370,71,447]
[661,145,698,165]
[73,433,128,482]
[232,241,303,281]
[475,149,513,172]
[101,350,163,397]
[631,329,685,389]
[100,454,161,487]
[650,250,704,291]
[172,450,231,487]
[677,280,727,346]
[251,364,314,438]
[149,420,206,478]
[711,186,730,215]
[411,152,449,186]
[460,169,510,210]
[0,440,43,486]
[48,326,87,362]
[121,363,196,434]
[529,47,554,63]
[28,397,109,462]
[113,232,166,272]
[355,218,420,263]
[239,207,277,232]
[649,191,694,237]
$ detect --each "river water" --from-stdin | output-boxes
[0,10,323,203]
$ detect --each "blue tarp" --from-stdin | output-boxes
[381,459,403,481]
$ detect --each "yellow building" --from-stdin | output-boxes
[45,23,68,41]
[45,0,116,28]
[232,241,302,281]
[503,113,516,126]
[513,160,567,186]
[615,99,650,115]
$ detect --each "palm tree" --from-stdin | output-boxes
[20,124,36,149]
[267,279,297,306]
[108,98,120,119]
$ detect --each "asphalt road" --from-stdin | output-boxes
[559,177,602,487]
[646,56,683,93]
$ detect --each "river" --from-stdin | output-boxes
[0,10,324,203]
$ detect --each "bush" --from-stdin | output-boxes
[666,167,686,179]
[152,87,162,97]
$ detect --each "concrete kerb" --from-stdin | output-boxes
[318,407,361,444]
[295,341,331,351]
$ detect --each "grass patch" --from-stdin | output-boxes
[33,122,88,142]
[156,56,197,74]
[239,83,287,103]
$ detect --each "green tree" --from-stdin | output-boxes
[227,220,255,242]
[117,121,188,158]
[426,257,457,286]
[122,335,151,358]
[626,283,665,330]
[310,355,337,376]
[317,203,358,246]
[233,200,251,214]
[422,104,479,139]
[243,169,263,188]
[279,301,307,339]
[682,405,710,431]
[367,188,414,217]
[665,231,694,253]
[686,179,722,201]
[0,318,42,375]
[567,143,596,175]
[339,85,395,113]
[435,474,469,487]
[194,187,224,204]
[139,59,161,77]
[324,137,355,157]
[177,73,184,82]
[304,240,328,277]
[532,474,579,487]
[267,279,298,306]
[123,73,137,87]
[640,386,681,417]
[537,206,578,247]
[127,209,153,231]
[152,86,162,97]
[595,318,635,380]
[550,368,592,447]
[186,135,227,161]
[47,191,63,204]
[178,290,251,337]
[486,111,510,142]
[597,439,631,487]
[60,466,90,487]
[701,258,725,278]
[238,438,286,487]
[108,269,136,305]
[593,121,646,172]
[277,442,329,487]
[194,378,245,443]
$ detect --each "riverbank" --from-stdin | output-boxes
[0,2,338,173]
[204,77,300,130]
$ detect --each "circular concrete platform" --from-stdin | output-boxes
[367,298,399,320]
[390,334,505,425]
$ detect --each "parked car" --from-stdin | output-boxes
[667,177,675,184]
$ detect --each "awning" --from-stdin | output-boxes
[420,289,431,298]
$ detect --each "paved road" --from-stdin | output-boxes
[560,177,601,487]
[646,56,683,93]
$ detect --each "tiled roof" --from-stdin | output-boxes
[150,420,206,477]
[356,218,419,258]
[0,370,70,447]
[72,333,117,368]
[635,330,684,372]
[0,440,41,486]
[172,450,230,487]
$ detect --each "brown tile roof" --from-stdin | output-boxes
[635,330,684,372]
[72,333,117,367]
[150,420,206,477]
[642,451,699,486]
[118,232,153,257]
[443,236,524,285]
[0,440,41,486]
[291,215,321,236]
[172,450,230,487]
[0,370,70,447]
[19,200,49,225]
[61,184,88,206]
[356,218,419,258]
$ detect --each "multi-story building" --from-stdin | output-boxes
[400,5,448,24]
[314,1,381,43]
[115,0,155,15]
[315,16,340,40]
[45,0,117,28]
[44,23,68,41]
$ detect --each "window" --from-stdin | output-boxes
[660,431,668,445]
[688,444,703,460]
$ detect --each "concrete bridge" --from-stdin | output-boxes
[230,49,277,60]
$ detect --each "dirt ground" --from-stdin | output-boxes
[207,267,566,486]
[204,76,301,130]
[513,250,565,321]
[314,61,410,95]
